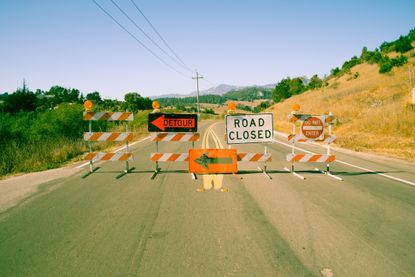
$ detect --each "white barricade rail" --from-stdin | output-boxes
[83,112,133,121]
[150,132,200,142]
[84,152,133,162]
[83,132,134,142]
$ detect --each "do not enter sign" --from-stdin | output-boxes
[300,116,325,140]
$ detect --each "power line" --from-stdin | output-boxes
[92,0,190,79]
[110,0,193,74]
[130,0,194,73]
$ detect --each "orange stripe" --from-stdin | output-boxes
[107,132,121,141]
[250,154,262,162]
[190,134,200,141]
[125,133,133,141]
[151,153,163,161]
[118,113,132,120]
[237,153,246,161]
[119,153,132,161]
[100,153,114,160]
[288,134,295,141]
[309,155,322,162]
[84,153,96,160]
[167,154,181,161]
[171,134,184,141]
[155,133,168,142]
[292,154,304,162]
[99,113,111,121]
[88,132,103,141]
[327,155,336,162]
[83,112,94,120]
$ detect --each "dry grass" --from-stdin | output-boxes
[269,49,415,161]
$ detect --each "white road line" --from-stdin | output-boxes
[274,131,415,187]
[335,159,415,187]
[75,136,150,169]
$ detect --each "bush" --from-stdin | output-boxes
[379,61,393,73]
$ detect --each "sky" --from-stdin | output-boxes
[0,0,414,99]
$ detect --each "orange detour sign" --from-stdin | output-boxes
[300,116,325,140]
[189,149,237,174]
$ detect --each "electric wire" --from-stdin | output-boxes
[110,0,193,74]
[130,0,194,73]
[92,0,190,79]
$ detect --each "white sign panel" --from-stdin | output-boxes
[226,113,274,144]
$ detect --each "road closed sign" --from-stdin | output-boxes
[226,113,274,144]
[300,116,325,140]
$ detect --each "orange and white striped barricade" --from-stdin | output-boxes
[285,111,342,181]
[149,133,200,180]
[82,109,134,179]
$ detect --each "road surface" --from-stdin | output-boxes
[0,121,414,276]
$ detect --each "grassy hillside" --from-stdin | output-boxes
[270,45,415,161]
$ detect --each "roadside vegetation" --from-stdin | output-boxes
[0,85,152,177]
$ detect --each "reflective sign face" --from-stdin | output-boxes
[189,149,237,174]
[225,113,274,144]
[300,116,325,140]
[148,113,198,132]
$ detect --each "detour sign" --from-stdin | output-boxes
[300,116,325,140]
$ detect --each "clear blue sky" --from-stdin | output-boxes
[0,0,414,99]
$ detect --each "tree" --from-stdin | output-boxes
[331,67,340,77]
[86,91,102,104]
[123,92,152,111]
[307,75,323,90]
[289,77,305,95]
[272,78,291,103]
[394,35,413,53]
[4,88,36,114]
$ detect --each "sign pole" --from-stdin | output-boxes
[291,116,296,172]
[125,115,130,173]
[192,71,203,122]
[327,112,332,173]
[88,120,93,173]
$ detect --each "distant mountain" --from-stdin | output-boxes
[151,83,276,99]
[189,84,241,96]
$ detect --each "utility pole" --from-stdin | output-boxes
[192,71,203,121]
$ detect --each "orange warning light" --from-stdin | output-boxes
[228,101,236,111]
[84,100,93,110]
[292,103,301,111]
[152,101,161,110]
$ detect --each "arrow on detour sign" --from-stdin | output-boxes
[148,113,198,132]
[189,149,237,174]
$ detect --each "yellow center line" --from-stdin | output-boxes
[200,123,225,191]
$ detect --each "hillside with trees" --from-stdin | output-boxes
[271,28,415,104]
[269,28,415,161]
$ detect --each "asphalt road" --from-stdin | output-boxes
[0,120,414,276]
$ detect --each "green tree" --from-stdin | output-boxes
[394,35,413,53]
[307,75,323,90]
[86,91,102,104]
[272,78,291,103]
